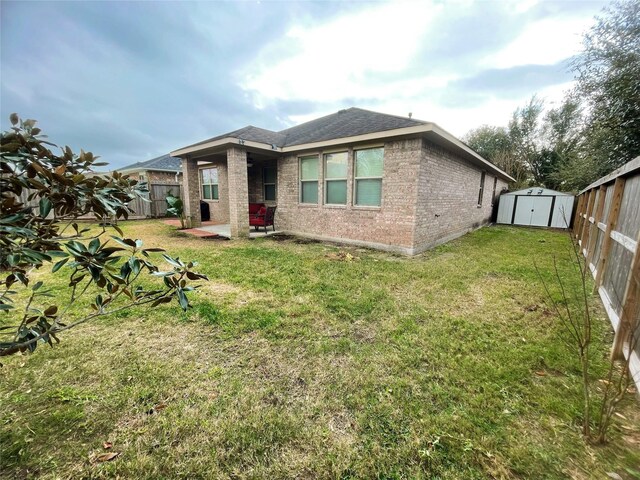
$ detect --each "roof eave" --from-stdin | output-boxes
[171,137,282,157]
[117,167,182,174]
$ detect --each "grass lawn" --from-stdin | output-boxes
[1,221,639,479]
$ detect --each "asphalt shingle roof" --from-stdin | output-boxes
[182,108,427,150]
[278,107,427,146]
[119,154,181,172]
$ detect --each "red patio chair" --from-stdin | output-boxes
[249,206,277,233]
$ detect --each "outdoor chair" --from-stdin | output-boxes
[249,205,277,233]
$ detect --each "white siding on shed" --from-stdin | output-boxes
[497,187,574,229]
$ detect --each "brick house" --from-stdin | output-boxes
[170,108,513,255]
[116,154,182,184]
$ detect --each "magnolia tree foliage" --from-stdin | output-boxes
[0,115,208,358]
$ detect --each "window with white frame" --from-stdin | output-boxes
[263,166,277,201]
[354,147,384,206]
[324,152,348,205]
[201,167,219,200]
[299,155,319,204]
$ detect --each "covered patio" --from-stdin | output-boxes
[172,138,280,238]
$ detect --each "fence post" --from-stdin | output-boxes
[586,185,607,267]
[593,177,626,291]
[611,231,640,360]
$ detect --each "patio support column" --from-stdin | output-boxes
[182,156,201,228]
[227,147,249,238]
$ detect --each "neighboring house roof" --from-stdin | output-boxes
[118,154,182,173]
[171,107,515,182]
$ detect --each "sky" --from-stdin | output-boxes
[0,0,609,169]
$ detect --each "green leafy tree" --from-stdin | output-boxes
[464,125,529,188]
[0,114,208,358]
[508,96,546,185]
[572,0,640,172]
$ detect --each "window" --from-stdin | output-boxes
[478,171,486,206]
[354,147,383,206]
[299,155,319,204]
[263,166,277,201]
[201,167,219,200]
[324,152,348,205]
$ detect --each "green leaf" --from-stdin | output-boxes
[176,288,189,310]
[88,237,100,254]
[110,236,136,248]
[52,258,68,273]
[10,113,19,125]
[38,197,52,218]
[162,254,182,268]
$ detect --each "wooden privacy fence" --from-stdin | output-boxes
[15,182,182,219]
[148,183,182,218]
[573,156,640,389]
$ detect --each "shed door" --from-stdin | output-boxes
[514,196,553,226]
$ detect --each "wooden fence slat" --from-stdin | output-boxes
[587,185,607,266]
[594,177,626,290]
[611,230,640,360]
[580,189,596,249]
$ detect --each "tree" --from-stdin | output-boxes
[508,96,546,185]
[541,98,585,190]
[572,0,640,171]
[0,115,208,358]
[464,125,529,188]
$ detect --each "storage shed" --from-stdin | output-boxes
[497,187,575,228]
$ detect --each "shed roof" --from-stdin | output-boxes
[504,187,573,196]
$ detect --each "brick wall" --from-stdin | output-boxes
[413,139,509,253]
[247,160,277,205]
[182,158,201,227]
[275,138,422,252]
[226,147,249,237]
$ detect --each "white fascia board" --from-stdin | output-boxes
[171,137,280,157]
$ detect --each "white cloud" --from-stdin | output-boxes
[242,1,443,106]
[239,0,601,137]
[483,16,590,69]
